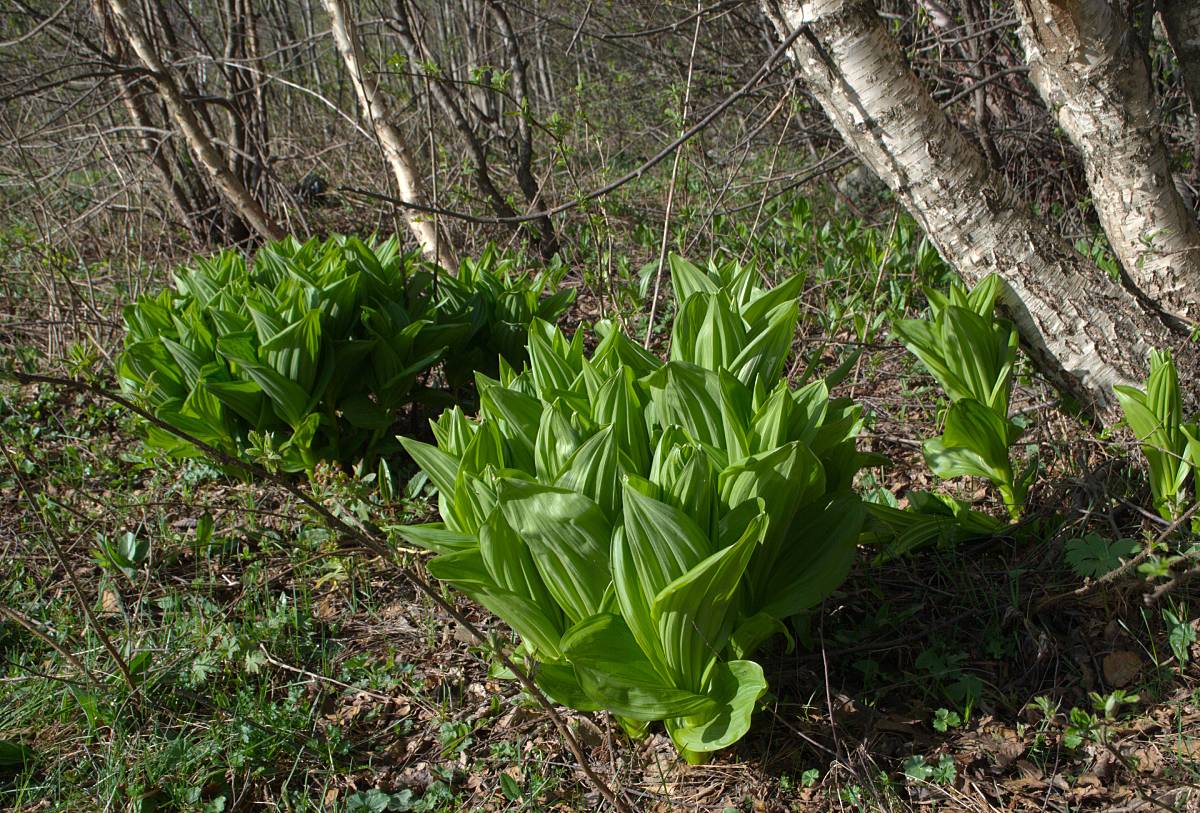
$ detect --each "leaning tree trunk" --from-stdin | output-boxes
[322,0,458,270]
[483,0,560,257]
[105,0,284,242]
[1015,0,1200,325]
[91,0,199,236]
[760,0,1184,415]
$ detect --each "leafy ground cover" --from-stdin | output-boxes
[2,200,1199,812]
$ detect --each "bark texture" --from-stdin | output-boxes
[105,0,284,242]
[1015,0,1200,324]
[322,0,457,270]
[761,0,1180,415]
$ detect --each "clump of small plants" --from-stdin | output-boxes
[397,255,882,761]
[118,236,572,473]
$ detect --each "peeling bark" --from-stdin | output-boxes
[761,0,1184,416]
[1015,0,1200,324]
[322,0,458,270]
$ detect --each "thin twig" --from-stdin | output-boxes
[1034,501,1200,613]
[257,644,403,705]
[0,604,103,689]
[337,22,808,228]
[644,0,702,348]
[0,440,140,696]
[2,368,633,813]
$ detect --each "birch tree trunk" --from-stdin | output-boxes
[105,0,284,242]
[1014,0,1200,324]
[760,0,1184,415]
[322,0,458,270]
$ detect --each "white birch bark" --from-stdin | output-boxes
[105,0,284,242]
[760,0,1182,415]
[321,0,458,271]
[1015,0,1200,324]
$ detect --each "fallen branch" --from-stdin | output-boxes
[3,368,633,813]
[1034,501,1200,613]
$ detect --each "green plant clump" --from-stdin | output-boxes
[864,490,1002,561]
[1114,348,1199,521]
[118,237,573,472]
[892,274,1034,518]
[397,255,881,761]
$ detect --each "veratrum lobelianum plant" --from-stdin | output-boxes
[863,490,1003,561]
[118,236,572,473]
[1114,348,1200,521]
[396,255,881,761]
[892,274,1034,518]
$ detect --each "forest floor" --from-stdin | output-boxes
[2,201,1200,813]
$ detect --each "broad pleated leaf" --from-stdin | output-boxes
[695,292,746,372]
[667,659,767,753]
[720,441,825,589]
[556,426,623,520]
[534,402,582,481]
[398,437,459,500]
[217,333,312,427]
[594,368,651,476]
[934,398,1013,483]
[622,485,711,612]
[611,526,670,678]
[479,510,560,624]
[755,494,864,620]
[727,612,792,660]
[392,522,475,554]
[428,548,564,659]
[498,480,613,624]
[560,613,717,720]
[668,254,718,302]
[652,512,765,691]
[728,300,798,390]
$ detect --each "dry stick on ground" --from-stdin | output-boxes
[1143,517,1200,606]
[257,644,403,705]
[0,442,140,696]
[337,22,807,228]
[0,605,103,689]
[1033,501,1200,613]
[2,369,633,813]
